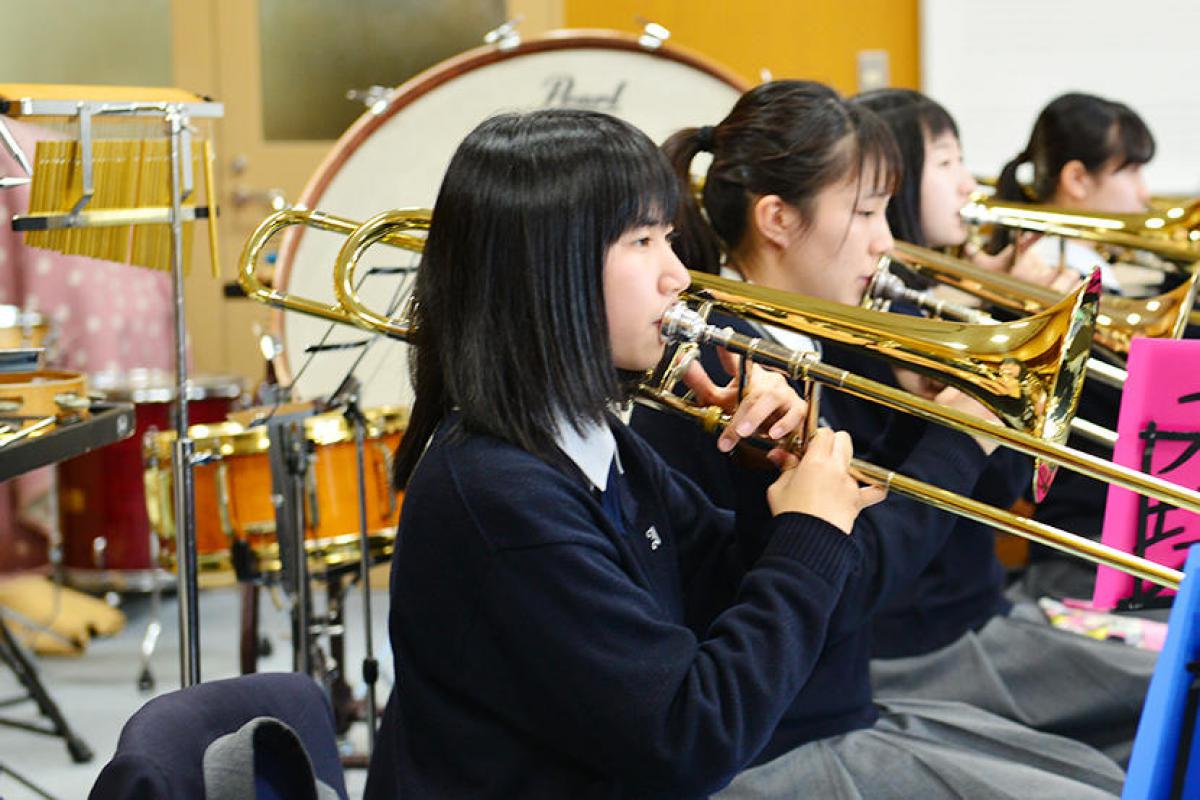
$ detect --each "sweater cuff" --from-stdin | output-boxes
[762,512,863,586]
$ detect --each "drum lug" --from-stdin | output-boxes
[637,20,671,50]
[483,17,522,51]
[92,536,107,570]
[345,86,391,116]
[54,392,91,413]
[0,398,22,413]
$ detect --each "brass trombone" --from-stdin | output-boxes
[883,241,1200,358]
[863,242,1200,449]
[238,206,1199,588]
[962,195,1200,270]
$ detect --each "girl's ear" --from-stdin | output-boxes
[751,194,801,250]
[1057,159,1093,203]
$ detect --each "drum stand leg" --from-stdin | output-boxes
[266,416,317,676]
[136,530,163,692]
[239,579,260,675]
[0,610,93,764]
[345,395,379,751]
[0,758,59,800]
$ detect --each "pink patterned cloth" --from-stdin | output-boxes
[1,118,177,570]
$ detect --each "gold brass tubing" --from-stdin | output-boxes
[890,241,1200,355]
[961,197,1200,267]
[237,207,427,330]
[662,304,1200,516]
[634,389,1182,590]
[332,208,430,340]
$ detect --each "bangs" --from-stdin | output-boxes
[1110,108,1156,169]
[606,139,680,238]
[918,101,959,143]
[848,108,903,198]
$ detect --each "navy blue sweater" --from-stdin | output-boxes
[818,341,1027,656]
[365,415,863,799]
[629,318,997,758]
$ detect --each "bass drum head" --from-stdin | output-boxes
[274,30,747,409]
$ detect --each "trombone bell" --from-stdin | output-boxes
[684,269,1102,500]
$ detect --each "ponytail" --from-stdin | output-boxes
[661,127,725,274]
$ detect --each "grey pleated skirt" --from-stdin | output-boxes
[870,600,1156,765]
[716,697,1124,799]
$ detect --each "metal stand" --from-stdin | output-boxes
[0,611,92,765]
[343,392,379,750]
[5,91,223,688]
[266,413,317,675]
[0,758,58,800]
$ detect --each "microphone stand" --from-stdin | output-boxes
[325,375,380,751]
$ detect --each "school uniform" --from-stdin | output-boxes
[807,314,1154,766]
[364,412,864,799]
[630,312,1124,798]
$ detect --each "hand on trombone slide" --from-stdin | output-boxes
[677,347,886,533]
[963,232,1078,292]
[892,368,1001,455]
[678,347,809,455]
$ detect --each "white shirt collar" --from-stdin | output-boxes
[553,413,620,491]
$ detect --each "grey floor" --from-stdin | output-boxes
[0,574,391,800]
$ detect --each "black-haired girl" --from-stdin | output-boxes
[363,108,886,798]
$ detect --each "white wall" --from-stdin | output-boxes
[922,0,1200,193]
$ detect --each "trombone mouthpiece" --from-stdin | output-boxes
[661,302,709,344]
[959,201,989,226]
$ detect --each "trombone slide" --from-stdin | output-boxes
[661,303,1200,517]
[635,388,1182,591]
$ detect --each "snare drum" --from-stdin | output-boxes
[274,31,747,409]
[143,407,407,575]
[57,371,243,591]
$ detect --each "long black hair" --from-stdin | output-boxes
[996,92,1155,204]
[852,88,959,247]
[393,109,680,488]
[662,79,901,275]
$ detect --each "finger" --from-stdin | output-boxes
[859,484,889,508]
[680,360,726,407]
[766,394,807,440]
[1015,231,1043,254]
[804,426,835,458]
[831,429,854,466]
[714,346,743,382]
[718,389,786,452]
[766,448,800,471]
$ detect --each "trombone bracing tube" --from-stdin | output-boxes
[635,390,1183,590]
[661,303,1200,517]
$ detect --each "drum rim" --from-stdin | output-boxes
[145,406,409,458]
[270,28,750,390]
[90,370,244,403]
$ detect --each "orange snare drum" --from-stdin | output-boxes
[144,406,407,575]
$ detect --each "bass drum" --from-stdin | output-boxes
[274,30,748,409]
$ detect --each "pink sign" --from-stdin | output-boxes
[1093,338,1200,610]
